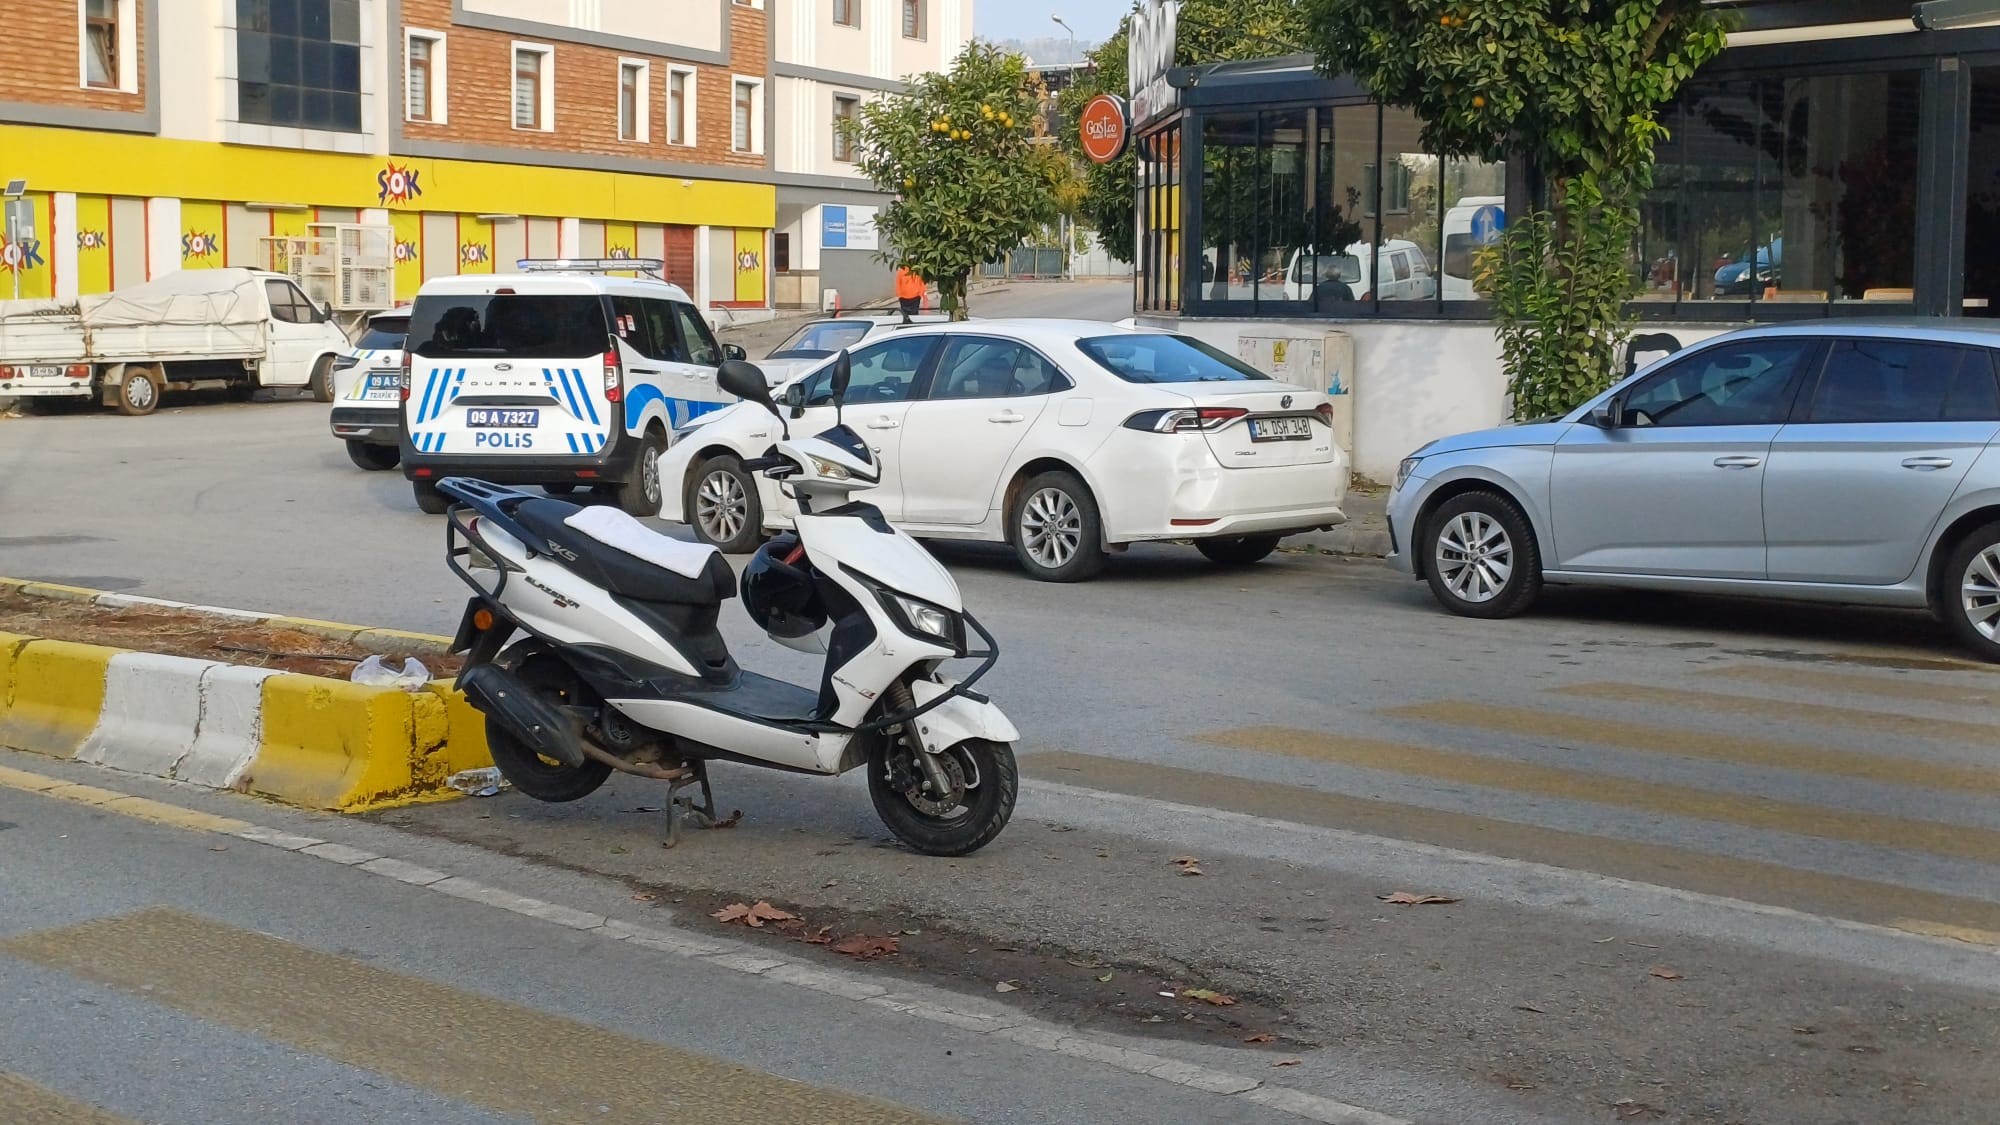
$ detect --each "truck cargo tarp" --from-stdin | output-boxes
[79,269,269,344]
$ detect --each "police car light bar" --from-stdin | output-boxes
[515,258,668,276]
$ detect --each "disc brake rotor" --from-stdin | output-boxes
[902,750,968,818]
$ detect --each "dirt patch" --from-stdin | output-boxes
[0,589,462,680]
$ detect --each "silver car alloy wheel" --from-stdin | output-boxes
[641,448,662,506]
[1436,512,1513,604]
[695,469,748,543]
[1021,487,1082,570]
[1961,544,2000,641]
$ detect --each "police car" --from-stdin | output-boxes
[329,308,409,471]
[398,259,745,516]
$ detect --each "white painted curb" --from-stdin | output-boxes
[180,664,281,789]
[78,652,223,778]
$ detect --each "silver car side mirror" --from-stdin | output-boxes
[1590,396,1624,429]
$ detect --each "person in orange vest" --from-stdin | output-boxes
[895,266,926,324]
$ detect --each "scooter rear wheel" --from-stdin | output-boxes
[483,654,612,802]
[485,721,612,803]
[868,737,1017,857]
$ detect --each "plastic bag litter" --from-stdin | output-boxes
[351,655,430,691]
[447,767,508,797]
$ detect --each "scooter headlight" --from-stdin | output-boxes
[808,454,853,481]
[850,568,966,654]
[896,595,954,640]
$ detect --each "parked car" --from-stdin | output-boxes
[1386,320,2000,659]
[660,320,1349,581]
[329,308,409,471]
[0,268,351,416]
[398,261,748,516]
[756,312,953,387]
[1714,238,1782,297]
[1282,239,1436,304]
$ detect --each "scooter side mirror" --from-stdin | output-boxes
[828,350,851,425]
[718,358,780,420]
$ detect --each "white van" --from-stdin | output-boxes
[398,259,745,516]
[1279,239,1435,304]
[1441,195,1505,300]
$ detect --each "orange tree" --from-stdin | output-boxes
[1300,0,1728,417]
[842,43,1063,319]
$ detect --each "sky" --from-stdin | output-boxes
[975,0,1129,45]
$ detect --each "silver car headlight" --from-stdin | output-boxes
[1395,456,1422,491]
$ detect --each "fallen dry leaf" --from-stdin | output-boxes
[1271,1058,1302,1068]
[802,926,834,945]
[1181,988,1237,1006]
[1378,892,1460,905]
[1171,855,1205,876]
[1648,966,1684,981]
[630,891,658,902]
[1243,1033,1275,1044]
[995,980,1020,993]
[713,900,795,928]
[830,934,900,959]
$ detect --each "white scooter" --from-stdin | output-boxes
[436,353,1018,856]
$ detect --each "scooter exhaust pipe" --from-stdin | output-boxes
[458,663,587,768]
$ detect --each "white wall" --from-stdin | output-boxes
[1152,317,1739,482]
[465,0,724,54]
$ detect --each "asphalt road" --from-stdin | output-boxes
[3,281,1999,1123]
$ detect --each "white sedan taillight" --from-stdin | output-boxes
[1121,406,1248,434]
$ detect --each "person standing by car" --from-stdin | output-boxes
[895,265,926,324]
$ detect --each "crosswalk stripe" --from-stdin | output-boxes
[1022,752,2000,944]
[0,1071,138,1124]
[1383,699,2000,795]
[1554,682,2000,743]
[1198,725,2000,866]
[2,909,950,1125]
[1698,663,2000,707]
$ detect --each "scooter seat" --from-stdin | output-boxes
[512,499,735,606]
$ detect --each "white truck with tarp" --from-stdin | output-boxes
[0,268,352,416]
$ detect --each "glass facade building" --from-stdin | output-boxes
[1133,5,2000,324]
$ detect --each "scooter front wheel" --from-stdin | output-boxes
[868,738,1017,857]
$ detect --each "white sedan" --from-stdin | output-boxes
[659,320,1348,581]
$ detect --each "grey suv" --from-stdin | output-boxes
[1387,321,2000,660]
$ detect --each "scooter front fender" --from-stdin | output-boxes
[907,680,1019,751]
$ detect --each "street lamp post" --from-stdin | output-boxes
[1050,15,1079,282]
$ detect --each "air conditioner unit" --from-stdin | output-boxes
[1237,330,1355,455]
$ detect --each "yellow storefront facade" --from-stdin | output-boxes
[0,124,774,306]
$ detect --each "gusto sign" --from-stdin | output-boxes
[1079,94,1130,164]
[1127,0,1180,127]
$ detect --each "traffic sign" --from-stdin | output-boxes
[1471,205,1506,245]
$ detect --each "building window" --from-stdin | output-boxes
[81,0,128,91]
[618,59,648,142]
[667,67,695,146]
[236,0,363,131]
[513,44,552,131]
[902,0,925,40]
[833,0,858,26]
[1640,70,1922,309]
[832,95,859,162]
[406,32,445,123]
[733,77,763,154]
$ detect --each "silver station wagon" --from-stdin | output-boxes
[1387,321,2000,660]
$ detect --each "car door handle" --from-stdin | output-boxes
[1713,455,1763,469]
[628,367,661,375]
[989,411,1025,423]
[866,419,900,430]
[1902,456,1954,470]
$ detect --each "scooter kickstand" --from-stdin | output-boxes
[663,762,742,848]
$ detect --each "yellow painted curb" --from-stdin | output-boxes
[424,681,494,780]
[245,676,449,811]
[16,581,105,603]
[0,638,113,759]
[263,616,365,644]
[352,626,454,655]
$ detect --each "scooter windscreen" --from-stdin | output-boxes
[815,424,874,466]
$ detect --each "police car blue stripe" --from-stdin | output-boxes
[416,368,446,424]
[550,368,581,419]
[566,433,580,454]
[573,369,602,427]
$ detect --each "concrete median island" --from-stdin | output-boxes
[0,578,492,811]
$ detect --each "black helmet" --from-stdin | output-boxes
[741,533,828,639]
